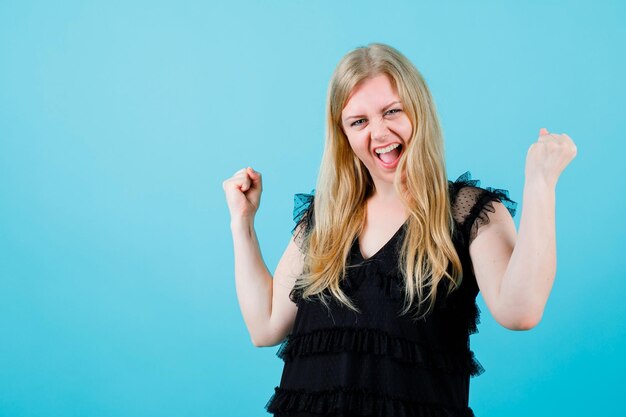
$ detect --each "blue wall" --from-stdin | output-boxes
[1,1,624,416]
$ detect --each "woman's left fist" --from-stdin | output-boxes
[525,128,577,188]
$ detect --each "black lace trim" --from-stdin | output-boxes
[467,301,481,336]
[293,172,517,254]
[291,191,315,254]
[266,386,476,417]
[450,171,518,245]
[277,327,484,377]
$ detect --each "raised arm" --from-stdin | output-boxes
[223,167,301,347]
[469,128,577,330]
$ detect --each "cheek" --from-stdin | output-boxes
[346,138,375,167]
[404,118,414,138]
[395,116,413,139]
[345,136,357,153]
[346,133,368,153]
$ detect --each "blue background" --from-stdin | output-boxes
[1,1,624,416]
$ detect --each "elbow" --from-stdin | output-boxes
[496,308,544,331]
[504,316,541,331]
[251,334,269,347]
[247,323,274,347]
[250,333,281,348]
[249,322,290,347]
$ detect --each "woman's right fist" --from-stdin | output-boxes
[222,167,263,220]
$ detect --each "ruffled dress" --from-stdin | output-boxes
[265,171,518,417]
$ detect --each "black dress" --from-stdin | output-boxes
[266,171,518,417]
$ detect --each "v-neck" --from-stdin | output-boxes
[355,219,408,262]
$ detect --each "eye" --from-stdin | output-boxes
[385,108,402,115]
[351,118,366,127]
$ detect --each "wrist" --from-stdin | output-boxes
[524,175,556,193]
[230,216,255,232]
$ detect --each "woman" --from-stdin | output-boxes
[222,43,577,416]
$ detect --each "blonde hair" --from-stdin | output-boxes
[293,43,463,319]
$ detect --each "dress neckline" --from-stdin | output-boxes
[355,219,408,262]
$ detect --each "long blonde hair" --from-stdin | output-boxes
[293,43,463,319]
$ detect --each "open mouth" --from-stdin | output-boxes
[375,143,403,167]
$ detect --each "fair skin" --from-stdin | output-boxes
[470,127,577,329]
[340,74,412,259]
[223,75,577,346]
[222,167,302,347]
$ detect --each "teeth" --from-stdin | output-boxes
[375,143,400,154]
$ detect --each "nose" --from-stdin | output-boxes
[370,117,390,142]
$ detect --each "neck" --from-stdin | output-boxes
[370,180,402,203]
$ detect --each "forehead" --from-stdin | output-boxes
[342,74,400,113]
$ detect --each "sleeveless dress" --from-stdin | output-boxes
[265,171,518,417]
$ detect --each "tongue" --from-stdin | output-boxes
[379,147,400,164]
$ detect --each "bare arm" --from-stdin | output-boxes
[469,128,577,330]
[470,183,554,330]
[231,217,302,346]
[224,167,301,347]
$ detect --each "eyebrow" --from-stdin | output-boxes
[343,100,402,123]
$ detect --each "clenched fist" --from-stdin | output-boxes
[223,167,263,221]
[525,128,577,188]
